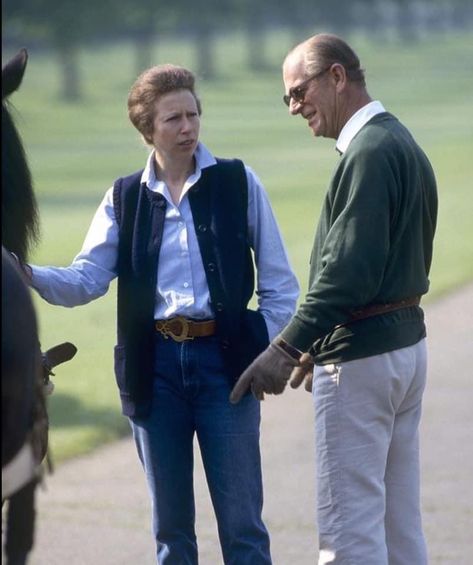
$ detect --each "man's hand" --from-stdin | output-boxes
[289,352,315,392]
[229,338,301,404]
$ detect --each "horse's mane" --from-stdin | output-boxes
[2,55,39,263]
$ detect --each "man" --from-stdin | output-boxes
[230,33,437,564]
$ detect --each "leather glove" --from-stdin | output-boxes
[229,338,301,404]
[289,352,315,392]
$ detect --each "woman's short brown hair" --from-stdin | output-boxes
[128,64,202,145]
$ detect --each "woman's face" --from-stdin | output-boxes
[151,89,200,160]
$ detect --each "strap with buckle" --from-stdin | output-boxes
[155,316,217,342]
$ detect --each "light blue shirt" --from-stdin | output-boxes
[31,143,299,340]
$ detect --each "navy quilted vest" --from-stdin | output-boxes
[112,158,269,417]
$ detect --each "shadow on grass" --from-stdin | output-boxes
[39,194,106,208]
[47,392,128,433]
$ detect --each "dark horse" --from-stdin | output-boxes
[2,49,76,565]
[2,48,44,565]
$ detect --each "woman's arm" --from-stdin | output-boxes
[30,187,119,307]
[245,166,299,340]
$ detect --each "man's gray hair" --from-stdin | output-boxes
[292,33,366,85]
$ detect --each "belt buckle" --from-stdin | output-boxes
[158,316,192,342]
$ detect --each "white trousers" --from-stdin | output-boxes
[313,339,428,565]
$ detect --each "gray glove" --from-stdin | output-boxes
[289,352,315,392]
[229,338,301,404]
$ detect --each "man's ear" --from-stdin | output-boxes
[330,63,347,94]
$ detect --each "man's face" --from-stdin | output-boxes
[283,54,339,140]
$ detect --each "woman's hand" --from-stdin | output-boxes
[9,251,33,282]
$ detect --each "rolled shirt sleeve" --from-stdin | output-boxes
[31,188,118,306]
[245,166,299,340]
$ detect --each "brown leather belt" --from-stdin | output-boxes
[155,316,217,342]
[350,296,421,322]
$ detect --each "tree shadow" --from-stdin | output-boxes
[47,392,129,434]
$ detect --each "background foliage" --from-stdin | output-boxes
[2,8,473,463]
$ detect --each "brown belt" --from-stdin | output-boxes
[349,296,421,322]
[155,316,217,342]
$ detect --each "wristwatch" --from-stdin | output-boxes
[274,337,302,361]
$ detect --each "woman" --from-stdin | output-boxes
[26,64,299,564]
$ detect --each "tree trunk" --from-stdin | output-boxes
[396,0,419,43]
[134,34,154,76]
[194,27,215,80]
[245,3,270,72]
[57,43,81,102]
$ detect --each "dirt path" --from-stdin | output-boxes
[21,283,473,564]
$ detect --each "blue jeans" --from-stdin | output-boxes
[130,334,272,565]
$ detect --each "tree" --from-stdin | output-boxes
[3,0,115,101]
[173,0,238,79]
[117,0,173,77]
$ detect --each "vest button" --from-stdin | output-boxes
[198,224,207,232]
[216,302,224,312]
[208,262,216,272]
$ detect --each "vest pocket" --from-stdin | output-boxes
[114,344,143,418]
[239,309,270,370]
[113,345,128,394]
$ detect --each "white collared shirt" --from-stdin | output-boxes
[31,142,299,340]
[336,100,386,155]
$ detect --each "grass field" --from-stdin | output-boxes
[5,29,473,463]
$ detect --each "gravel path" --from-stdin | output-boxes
[18,283,473,564]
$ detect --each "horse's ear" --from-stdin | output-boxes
[2,48,28,100]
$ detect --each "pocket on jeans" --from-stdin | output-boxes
[313,364,341,395]
[197,337,228,374]
[314,363,339,378]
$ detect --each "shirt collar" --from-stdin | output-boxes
[141,142,217,198]
[335,100,386,155]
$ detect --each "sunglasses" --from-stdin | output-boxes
[283,66,332,107]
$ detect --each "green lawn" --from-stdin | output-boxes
[7,29,473,463]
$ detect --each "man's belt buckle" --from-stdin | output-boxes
[156,316,193,342]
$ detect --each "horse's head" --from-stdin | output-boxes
[2,48,39,262]
[2,48,28,99]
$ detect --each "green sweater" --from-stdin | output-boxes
[281,112,438,363]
